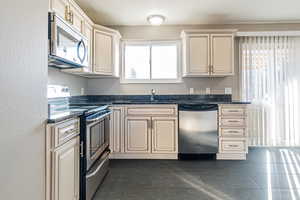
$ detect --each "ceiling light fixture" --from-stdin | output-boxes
[147,15,166,26]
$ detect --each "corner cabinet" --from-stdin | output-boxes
[181,30,236,77]
[46,118,81,200]
[93,25,121,77]
[110,105,178,159]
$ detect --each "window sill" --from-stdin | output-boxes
[120,79,183,84]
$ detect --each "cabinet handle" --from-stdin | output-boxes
[65,5,69,21]
[70,11,74,24]
[228,144,239,148]
[211,65,214,73]
[80,141,84,158]
[228,130,239,133]
[228,120,240,123]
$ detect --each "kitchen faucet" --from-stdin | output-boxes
[150,89,156,101]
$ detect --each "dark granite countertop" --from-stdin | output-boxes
[47,110,85,123]
[48,95,250,123]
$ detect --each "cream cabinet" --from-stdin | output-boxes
[49,0,86,34]
[46,118,81,200]
[217,104,248,160]
[49,0,69,20]
[125,116,151,153]
[93,25,121,77]
[152,117,178,153]
[109,106,124,153]
[181,30,236,77]
[110,105,178,159]
[52,136,80,200]
[68,0,84,33]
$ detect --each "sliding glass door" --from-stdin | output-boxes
[240,36,300,146]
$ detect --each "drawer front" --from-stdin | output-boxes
[220,128,246,137]
[126,106,177,116]
[53,118,80,147]
[220,140,247,153]
[220,118,245,127]
[221,107,245,116]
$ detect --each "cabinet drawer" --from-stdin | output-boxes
[126,106,177,116]
[220,118,245,127]
[221,107,245,116]
[53,118,80,148]
[220,128,246,137]
[219,139,247,153]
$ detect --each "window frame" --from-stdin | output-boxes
[120,40,182,84]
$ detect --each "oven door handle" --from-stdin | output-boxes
[86,111,112,123]
[86,150,110,179]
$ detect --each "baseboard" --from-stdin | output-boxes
[110,153,178,159]
[216,153,246,160]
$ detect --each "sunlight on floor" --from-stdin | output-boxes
[172,168,233,200]
[279,149,300,200]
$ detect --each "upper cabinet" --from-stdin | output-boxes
[49,0,69,21]
[50,0,122,77]
[181,30,236,77]
[93,25,121,77]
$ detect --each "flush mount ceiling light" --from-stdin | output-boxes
[147,15,166,26]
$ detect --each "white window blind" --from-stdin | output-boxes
[240,36,300,146]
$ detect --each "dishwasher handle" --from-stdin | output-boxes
[178,104,218,111]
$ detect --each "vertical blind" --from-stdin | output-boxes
[240,36,300,146]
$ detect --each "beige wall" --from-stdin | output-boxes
[86,23,300,99]
[48,68,88,96]
[0,0,48,199]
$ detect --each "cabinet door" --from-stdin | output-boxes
[187,35,210,75]
[69,2,84,33]
[110,107,124,153]
[52,136,79,200]
[94,30,113,75]
[50,0,69,20]
[152,117,178,153]
[84,22,94,72]
[211,34,234,75]
[125,116,151,153]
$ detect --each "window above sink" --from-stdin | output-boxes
[121,40,182,84]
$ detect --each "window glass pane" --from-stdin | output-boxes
[151,44,177,79]
[125,45,150,79]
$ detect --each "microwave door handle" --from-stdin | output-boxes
[77,39,87,64]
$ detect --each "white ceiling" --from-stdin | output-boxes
[75,0,300,26]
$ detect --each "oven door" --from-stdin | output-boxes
[86,111,111,170]
[49,12,88,68]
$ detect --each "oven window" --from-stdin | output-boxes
[89,119,105,157]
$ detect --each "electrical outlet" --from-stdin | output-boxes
[206,88,211,94]
[189,88,194,94]
[81,88,85,95]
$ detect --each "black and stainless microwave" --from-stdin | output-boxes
[48,12,88,68]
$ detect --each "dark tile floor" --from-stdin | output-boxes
[93,148,300,200]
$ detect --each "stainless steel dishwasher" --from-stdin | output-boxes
[178,104,218,159]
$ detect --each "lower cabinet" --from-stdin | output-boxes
[52,137,80,200]
[46,118,80,200]
[152,117,178,153]
[125,116,151,153]
[110,105,178,159]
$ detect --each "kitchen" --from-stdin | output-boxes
[2,0,300,200]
